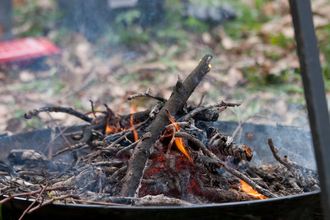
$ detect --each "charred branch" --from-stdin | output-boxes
[119,109,151,128]
[268,138,291,170]
[120,54,213,197]
[25,106,93,123]
[178,100,243,122]
[209,133,253,161]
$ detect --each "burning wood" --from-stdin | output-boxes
[0,55,320,216]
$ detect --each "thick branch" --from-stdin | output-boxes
[120,54,213,197]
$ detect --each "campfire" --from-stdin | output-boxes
[0,55,320,218]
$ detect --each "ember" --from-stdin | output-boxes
[0,55,320,218]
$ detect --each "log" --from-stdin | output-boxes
[120,54,213,197]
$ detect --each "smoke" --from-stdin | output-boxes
[214,121,316,169]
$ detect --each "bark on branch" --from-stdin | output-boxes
[120,54,213,197]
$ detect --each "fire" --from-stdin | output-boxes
[239,180,268,200]
[247,133,253,138]
[130,115,138,142]
[168,117,193,163]
[129,103,139,142]
[105,123,116,133]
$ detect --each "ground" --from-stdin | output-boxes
[1,0,330,135]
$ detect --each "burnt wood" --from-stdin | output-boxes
[120,55,213,197]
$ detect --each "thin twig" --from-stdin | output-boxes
[0,186,64,204]
[28,194,79,213]
[127,88,167,102]
[53,142,86,157]
[25,106,93,123]
[72,199,129,206]
[267,138,291,170]
[178,100,243,122]
[40,165,51,185]
[116,140,139,156]
[19,183,49,220]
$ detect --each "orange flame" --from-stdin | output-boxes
[239,180,268,200]
[168,117,193,163]
[130,115,138,142]
[105,123,116,134]
[247,133,253,138]
[130,103,139,142]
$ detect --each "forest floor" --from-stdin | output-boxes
[1,0,330,135]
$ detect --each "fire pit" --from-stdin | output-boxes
[0,121,322,220]
[0,54,323,219]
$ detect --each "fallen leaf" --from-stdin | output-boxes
[19,71,35,82]
[221,67,243,87]
[218,28,238,50]
[313,15,329,28]
[202,32,213,45]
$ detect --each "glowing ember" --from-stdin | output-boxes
[239,180,268,200]
[208,64,212,68]
[247,133,253,138]
[168,118,193,163]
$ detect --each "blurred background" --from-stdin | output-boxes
[0,0,329,134]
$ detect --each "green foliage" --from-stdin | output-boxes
[223,1,260,40]
[25,117,46,128]
[183,17,211,33]
[317,24,330,91]
[6,80,50,92]
[14,109,26,119]
[115,9,141,26]
[13,0,62,37]
[269,33,294,48]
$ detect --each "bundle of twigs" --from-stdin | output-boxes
[0,55,320,219]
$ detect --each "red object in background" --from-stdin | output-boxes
[0,38,62,64]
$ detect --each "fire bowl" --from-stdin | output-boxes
[0,121,322,220]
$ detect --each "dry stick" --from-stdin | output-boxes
[174,132,277,198]
[46,112,72,159]
[18,183,49,220]
[43,125,75,156]
[231,115,254,140]
[0,186,64,204]
[120,54,213,197]
[165,121,204,134]
[178,100,243,122]
[127,88,167,102]
[197,94,205,107]
[72,199,129,206]
[28,194,79,213]
[116,140,139,156]
[25,106,93,123]
[40,165,51,185]
[53,142,86,157]
[267,138,291,170]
